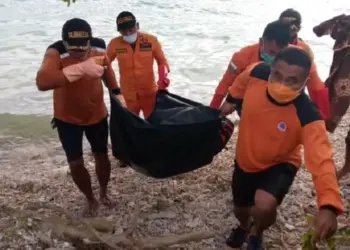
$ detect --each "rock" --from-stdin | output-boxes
[295,221,307,227]
[288,205,300,215]
[148,211,177,220]
[62,242,73,248]
[30,154,41,160]
[186,217,201,228]
[106,215,115,221]
[284,223,295,231]
[52,166,70,176]
[32,183,42,193]
[153,199,170,210]
[183,213,193,220]
[10,182,18,189]
[114,227,124,234]
[21,233,36,243]
[0,220,7,229]
[27,218,33,227]
[288,237,299,246]
[38,231,52,247]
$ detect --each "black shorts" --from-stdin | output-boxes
[232,161,298,207]
[53,118,109,162]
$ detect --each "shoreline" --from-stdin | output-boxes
[0,113,350,249]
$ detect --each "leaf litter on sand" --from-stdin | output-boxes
[1,114,350,249]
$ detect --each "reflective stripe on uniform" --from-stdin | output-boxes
[228,61,237,73]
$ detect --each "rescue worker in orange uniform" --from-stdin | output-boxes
[107,11,170,119]
[36,18,125,216]
[279,9,330,120]
[220,47,343,250]
[209,20,328,119]
[278,8,314,58]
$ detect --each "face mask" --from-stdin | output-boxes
[260,40,275,64]
[267,77,306,103]
[260,52,274,64]
[123,32,137,44]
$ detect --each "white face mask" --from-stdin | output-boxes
[123,33,137,44]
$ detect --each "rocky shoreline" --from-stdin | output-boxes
[0,113,350,249]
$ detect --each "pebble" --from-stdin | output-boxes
[186,217,201,228]
[148,211,177,220]
[27,218,33,227]
[284,223,295,231]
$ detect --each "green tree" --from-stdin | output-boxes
[62,0,77,6]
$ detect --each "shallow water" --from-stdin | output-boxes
[0,0,349,137]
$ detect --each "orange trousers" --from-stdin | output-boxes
[125,94,156,119]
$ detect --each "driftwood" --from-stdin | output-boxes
[1,202,214,249]
[142,231,214,249]
[44,215,214,249]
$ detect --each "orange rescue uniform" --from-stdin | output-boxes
[225,62,343,213]
[212,42,323,110]
[293,38,314,60]
[107,32,169,118]
[36,38,119,125]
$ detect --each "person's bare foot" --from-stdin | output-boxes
[100,190,114,208]
[83,198,99,217]
[100,196,114,208]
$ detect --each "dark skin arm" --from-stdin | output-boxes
[302,120,343,242]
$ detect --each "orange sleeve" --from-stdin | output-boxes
[106,39,117,62]
[305,43,315,61]
[298,40,315,61]
[291,43,323,94]
[306,61,325,95]
[299,41,324,95]
[302,120,343,214]
[215,50,247,96]
[153,37,170,72]
[103,55,119,90]
[36,48,69,91]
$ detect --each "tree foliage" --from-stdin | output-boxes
[62,0,77,6]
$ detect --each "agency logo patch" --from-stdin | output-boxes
[277,121,287,132]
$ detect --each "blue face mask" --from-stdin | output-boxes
[260,51,274,64]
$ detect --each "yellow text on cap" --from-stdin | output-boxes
[68,31,89,39]
[117,16,133,24]
[282,17,297,22]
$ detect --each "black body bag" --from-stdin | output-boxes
[109,90,234,178]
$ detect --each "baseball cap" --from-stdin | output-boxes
[279,9,302,27]
[61,18,92,50]
[116,11,136,31]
